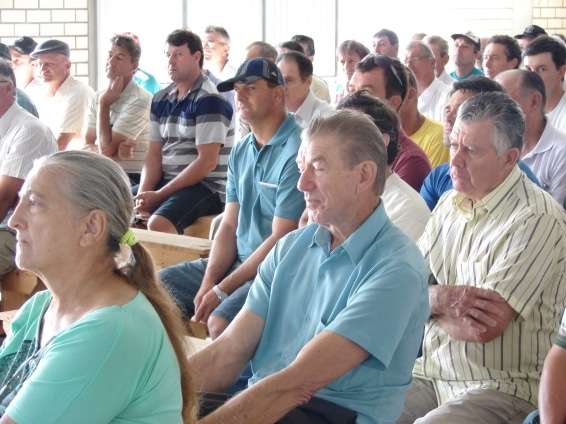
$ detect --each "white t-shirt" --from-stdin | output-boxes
[547,91,566,134]
[382,172,431,241]
[437,70,454,86]
[418,78,450,123]
[35,75,95,140]
[522,122,566,208]
[88,80,152,174]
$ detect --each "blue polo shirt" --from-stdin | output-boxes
[420,161,541,210]
[225,114,305,262]
[449,67,484,81]
[244,204,430,424]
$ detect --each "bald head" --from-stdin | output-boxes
[496,69,546,117]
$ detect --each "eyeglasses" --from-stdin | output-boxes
[360,54,407,99]
[0,79,12,84]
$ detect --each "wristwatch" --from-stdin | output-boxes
[212,285,228,303]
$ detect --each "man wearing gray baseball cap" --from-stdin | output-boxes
[31,39,94,150]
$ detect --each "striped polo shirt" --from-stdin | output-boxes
[150,74,234,197]
[414,166,566,406]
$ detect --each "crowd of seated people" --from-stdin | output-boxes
[0,20,564,424]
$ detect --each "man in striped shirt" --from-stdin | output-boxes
[398,92,566,424]
[135,29,234,234]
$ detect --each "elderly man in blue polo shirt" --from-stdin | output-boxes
[190,110,430,423]
[159,58,305,339]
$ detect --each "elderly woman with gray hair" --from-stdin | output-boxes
[0,151,195,423]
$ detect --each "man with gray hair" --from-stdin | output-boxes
[424,35,453,85]
[496,69,566,207]
[0,59,56,277]
[404,40,450,122]
[189,110,429,423]
[398,91,566,423]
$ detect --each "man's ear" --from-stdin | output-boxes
[79,209,107,248]
[356,160,378,195]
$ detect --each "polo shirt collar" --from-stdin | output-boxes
[167,74,205,101]
[524,120,555,159]
[0,102,18,138]
[452,165,521,219]
[311,202,387,264]
[245,113,298,149]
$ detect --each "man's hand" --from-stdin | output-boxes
[134,190,163,214]
[194,280,215,310]
[194,289,221,323]
[430,285,517,343]
[100,76,125,107]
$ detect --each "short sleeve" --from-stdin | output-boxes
[111,96,151,141]
[326,264,427,368]
[58,86,93,135]
[244,236,285,319]
[194,95,233,145]
[225,146,239,204]
[273,157,305,221]
[0,126,56,179]
[86,93,97,130]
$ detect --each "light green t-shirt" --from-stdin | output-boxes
[0,290,182,423]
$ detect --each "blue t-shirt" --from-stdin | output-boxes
[244,204,430,424]
[420,161,541,210]
[134,69,161,95]
[0,291,182,423]
[225,114,305,262]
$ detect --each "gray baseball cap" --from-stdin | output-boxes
[31,39,70,58]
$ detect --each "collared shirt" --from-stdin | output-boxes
[150,75,234,197]
[522,122,566,207]
[419,161,541,211]
[382,172,431,241]
[547,91,566,134]
[391,131,431,191]
[437,70,453,86]
[415,166,566,406]
[293,90,334,129]
[34,75,94,139]
[225,114,305,262]
[245,205,429,424]
[449,66,484,81]
[418,78,450,123]
[410,117,448,168]
[88,80,152,174]
[0,103,56,181]
[310,75,331,103]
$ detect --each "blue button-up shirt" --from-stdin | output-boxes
[245,204,430,423]
[226,114,305,262]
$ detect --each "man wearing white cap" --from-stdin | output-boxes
[449,32,484,81]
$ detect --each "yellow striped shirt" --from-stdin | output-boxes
[414,166,566,406]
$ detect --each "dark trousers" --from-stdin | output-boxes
[199,392,357,423]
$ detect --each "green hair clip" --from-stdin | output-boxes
[120,229,137,247]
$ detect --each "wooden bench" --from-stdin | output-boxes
[183,215,218,240]
[132,228,212,269]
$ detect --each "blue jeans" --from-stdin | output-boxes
[159,258,252,322]
[523,410,539,424]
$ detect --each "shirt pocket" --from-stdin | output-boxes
[257,182,278,215]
